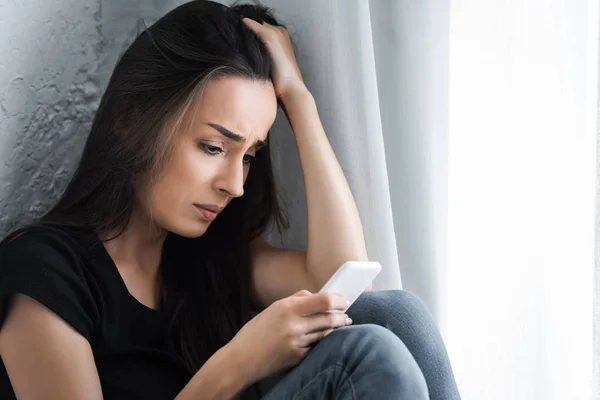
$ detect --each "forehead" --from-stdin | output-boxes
[187,76,278,140]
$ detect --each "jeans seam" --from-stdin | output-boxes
[334,362,356,400]
[289,362,355,400]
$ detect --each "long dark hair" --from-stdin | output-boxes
[2,0,287,375]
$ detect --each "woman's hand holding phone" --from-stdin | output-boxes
[227,290,352,384]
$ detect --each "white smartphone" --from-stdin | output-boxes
[318,261,382,313]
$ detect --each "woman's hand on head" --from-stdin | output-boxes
[227,290,353,383]
[242,18,306,99]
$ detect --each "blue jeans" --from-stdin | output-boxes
[258,290,461,399]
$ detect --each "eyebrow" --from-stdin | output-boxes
[206,123,267,149]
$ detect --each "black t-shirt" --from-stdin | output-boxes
[0,227,194,399]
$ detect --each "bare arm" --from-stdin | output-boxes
[250,238,318,307]
[251,89,369,307]
[243,20,369,308]
[174,345,249,400]
[0,295,103,400]
[281,88,369,285]
[0,295,250,400]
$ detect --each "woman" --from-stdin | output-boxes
[0,1,460,399]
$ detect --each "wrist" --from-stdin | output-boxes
[279,84,313,107]
[175,344,251,400]
[278,87,317,130]
[221,341,256,389]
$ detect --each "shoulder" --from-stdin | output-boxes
[0,225,100,341]
[0,225,96,282]
[1,225,83,263]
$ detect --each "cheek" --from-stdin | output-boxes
[143,178,182,217]
[171,145,217,187]
[147,151,212,209]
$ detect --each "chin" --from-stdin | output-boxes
[170,221,210,238]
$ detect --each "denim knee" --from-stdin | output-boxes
[348,291,460,400]
[349,290,432,326]
[322,324,429,399]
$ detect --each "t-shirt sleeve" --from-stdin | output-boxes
[0,231,98,341]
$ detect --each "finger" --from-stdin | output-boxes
[241,17,264,32]
[302,312,351,333]
[295,346,311,359]
[300,328,338,347]
[275,25,288,34]
[293,289,313,297]
[241,17,259,26]
[296,292,350,316]
[242,18,279,32]
[300,330,328,347]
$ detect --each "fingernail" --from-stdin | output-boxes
[345,317,353,325]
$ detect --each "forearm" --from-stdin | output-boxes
[175,344,250,400]
[280,88,369,287]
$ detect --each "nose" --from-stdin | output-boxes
[214,159,245,198]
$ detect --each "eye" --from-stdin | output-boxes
[243,154,255,165]
[200,143,223,155]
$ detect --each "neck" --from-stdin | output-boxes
[101,205,167,278]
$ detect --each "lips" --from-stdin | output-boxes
[193,204,224,221]
[197,204,224,213]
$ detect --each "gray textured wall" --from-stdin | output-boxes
[0,0,185,235]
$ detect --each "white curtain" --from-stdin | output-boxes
[448,1,597,399]
[252,0,403,290]
[228,0,600,399]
